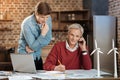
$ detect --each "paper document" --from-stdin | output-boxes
[33,71,65,79]
[65,69,111,79]
[8,75,33,80]
[0,71,12,76]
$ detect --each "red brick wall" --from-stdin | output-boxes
[109,0,120,76]
[0,0,83,49]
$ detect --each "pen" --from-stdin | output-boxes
[58,59,62,65]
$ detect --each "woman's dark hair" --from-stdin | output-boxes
[35,2,51,15]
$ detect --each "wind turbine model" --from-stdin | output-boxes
[107,39,119,78]
[90,39,103,77]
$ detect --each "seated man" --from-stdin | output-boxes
[43,23,92,71]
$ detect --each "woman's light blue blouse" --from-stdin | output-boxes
[18,14,52,60]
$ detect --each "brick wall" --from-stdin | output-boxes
[109,0,120,76]
[0,0,83,49]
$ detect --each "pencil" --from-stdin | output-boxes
[58,59,62,65]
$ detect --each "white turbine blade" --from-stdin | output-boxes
[90,49,97,55]
[99,51,103,54]
[114,48,119,54]
[107,49,114,55]
[95,39,97,48]
[116,51,119,54]
[90,50,96,55]
[114,48,118,50]
[112,39,114,48]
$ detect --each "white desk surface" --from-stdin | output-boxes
[0,69,114,80]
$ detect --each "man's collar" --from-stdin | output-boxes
[66,40,78,52]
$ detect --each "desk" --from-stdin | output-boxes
[0,69,120,80]
[1,77,120,80]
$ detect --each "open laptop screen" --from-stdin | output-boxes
[10,54,37,73]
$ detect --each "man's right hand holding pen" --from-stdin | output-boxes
[54,60,65,72]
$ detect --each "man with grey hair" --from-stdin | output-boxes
[44,23,92,71]
[68,23,84,35]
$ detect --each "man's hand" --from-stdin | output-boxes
[41,23,49,36]
[54,64,65,72]
[78,37,87,51]
[26,46,34,53]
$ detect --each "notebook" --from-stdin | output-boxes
[10,53,37,73]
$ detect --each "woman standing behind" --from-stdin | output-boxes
[18,2,52,70]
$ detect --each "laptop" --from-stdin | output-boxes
[10,53,37,73]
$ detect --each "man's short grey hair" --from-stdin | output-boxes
[68,23,84,35]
